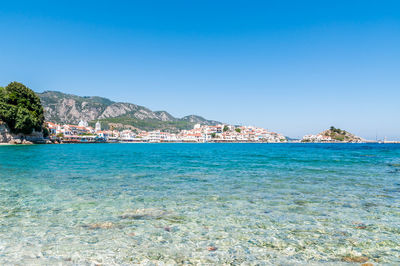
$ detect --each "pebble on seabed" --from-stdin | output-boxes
[352,222,368,229]
[356,225,367,229]
[207,246,217,251]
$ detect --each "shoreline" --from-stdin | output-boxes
[2,141,399,145]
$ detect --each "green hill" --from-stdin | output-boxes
[37,91,220,132]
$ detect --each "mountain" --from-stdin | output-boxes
[180,115,220,125]
[37,91,220,132]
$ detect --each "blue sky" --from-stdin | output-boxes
[0,1,399,139]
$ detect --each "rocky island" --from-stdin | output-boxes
[302,126,365,143]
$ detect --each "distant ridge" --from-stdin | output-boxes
[37,91,220,132]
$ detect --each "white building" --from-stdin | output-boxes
[120,130,136,141]
[95,121,101,132]
[148,131,162,142]
[78,120,88,127]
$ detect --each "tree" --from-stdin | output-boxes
[0,82,45,134]
[223,125,229,132]
[330,126,344,135]
[42,127,49,138]
[235,128,241,133]
[211,132,216,138]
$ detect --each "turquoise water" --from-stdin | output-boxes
[0,143,399,265]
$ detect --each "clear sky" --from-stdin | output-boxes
[0,1,399,140]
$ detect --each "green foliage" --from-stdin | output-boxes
[235,128,241,133]
[330,126,345,135]
[223,125,229,132]
[334,135,345,141]
[211,132,216,138]
[0,82,44,134]
[96,116,196,133]
[79,132,95,136]
[329,126,351,141]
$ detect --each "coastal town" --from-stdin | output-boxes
[46,120,288,143]
[2,82,398,145]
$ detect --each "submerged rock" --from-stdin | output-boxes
[84,222,114,229]
[356,225,367,229]
[120,208,168,220]
[164,226,171,232]
[353,222,368,229]
[342,255,369,263]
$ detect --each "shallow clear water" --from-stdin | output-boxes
[0,143,399,265]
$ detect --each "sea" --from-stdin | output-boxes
[0,143,399,265]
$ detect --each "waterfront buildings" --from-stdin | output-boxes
[46,122,287,143]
